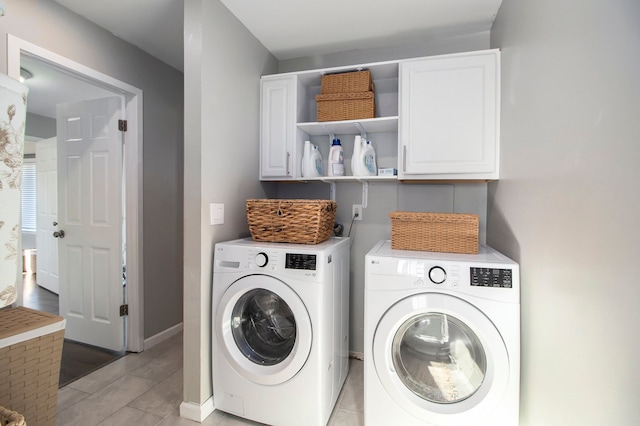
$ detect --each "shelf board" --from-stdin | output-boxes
[297,116,398,136]
[299,175,397,183]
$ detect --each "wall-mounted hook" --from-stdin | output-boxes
[355,122,367,140]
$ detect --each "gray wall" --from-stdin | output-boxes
[276,32,492,355]
[490,0,640,424]
[182,0,277,407]
[1,0,184,339]
[25,112,55,139]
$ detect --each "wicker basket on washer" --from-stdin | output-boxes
[246,199,337,244]
[390,211,479,254]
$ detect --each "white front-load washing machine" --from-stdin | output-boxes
[364,240,520,426]
[212,237,350,426]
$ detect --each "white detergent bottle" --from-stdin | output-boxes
[301,140,313,178]
[310,143,323,177]
[361,140,377,176]
[351,135,363,175]
[328,138,345,176]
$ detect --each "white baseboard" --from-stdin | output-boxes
[143,322,183,350]
[180,397,215,423]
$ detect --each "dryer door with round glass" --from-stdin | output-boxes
[373,292,511,425]
[216,274,312,385]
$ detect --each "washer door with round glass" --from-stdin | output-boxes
[216,275,312,386]
[373,293,510,425]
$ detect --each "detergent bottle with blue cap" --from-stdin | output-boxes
[328,138,345,176]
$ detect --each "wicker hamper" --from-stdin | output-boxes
[390,212,479,254]
[0,406,26,426]
[0,307,65,426]
[246,199,336,244]
[320,70,373,94]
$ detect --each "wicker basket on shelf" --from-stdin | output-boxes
[316,69,375,121]
[246,199,337,244]
[320,70,373,94]
[316,91,375,122]
[390,211,479,254]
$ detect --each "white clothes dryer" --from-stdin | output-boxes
[364,240,520,426]
[212,237,350,426]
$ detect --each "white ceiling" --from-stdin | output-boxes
[52,0,503,71]
[25,0,503,118]
[220,0,503,61]
[21,55,115,119]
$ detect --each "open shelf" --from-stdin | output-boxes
[297,116,398,137]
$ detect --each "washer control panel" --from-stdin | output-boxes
[285,253,317,271]
[428,266,447,284]
[255,252,269,267]
[470,267,513,288]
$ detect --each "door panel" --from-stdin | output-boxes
[35,137,59,293]
[373,293,509,424]
[216,274,312,385]
[57,96,124,351]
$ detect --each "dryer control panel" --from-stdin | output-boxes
[470,267,513,288]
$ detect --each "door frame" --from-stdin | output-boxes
[7,35,144,353]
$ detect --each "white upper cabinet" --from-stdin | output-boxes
[398,50,500,180]
[260,75,296,179]
[259,49,500,182]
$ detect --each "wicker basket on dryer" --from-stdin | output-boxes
[390,211,479,254]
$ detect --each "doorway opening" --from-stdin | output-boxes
[7,35,144,353]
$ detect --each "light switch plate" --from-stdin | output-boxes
[210,203,224,225]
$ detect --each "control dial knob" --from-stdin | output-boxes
[428,266,446,284]
[255,252,269,267]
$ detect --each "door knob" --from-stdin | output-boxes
[53,230,65,239]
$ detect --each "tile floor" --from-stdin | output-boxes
[56,332,364,426]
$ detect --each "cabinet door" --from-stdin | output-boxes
[399,50,500,180]
[260,75,296,179]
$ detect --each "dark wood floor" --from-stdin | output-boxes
[22,273,59,314]
[22,273,126,388]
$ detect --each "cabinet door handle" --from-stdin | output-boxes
[402,146,407,172]
[286,151,291,175]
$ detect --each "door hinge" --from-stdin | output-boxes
[120,304,129,316]
[118,119,128,132]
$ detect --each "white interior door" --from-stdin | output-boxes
[35,137,59,294]
[57,96,125,351]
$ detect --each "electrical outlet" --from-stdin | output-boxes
[352,204,363,221]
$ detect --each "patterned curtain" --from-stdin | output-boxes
[0,73,28,308]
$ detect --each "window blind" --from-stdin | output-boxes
[21,160,37,232]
